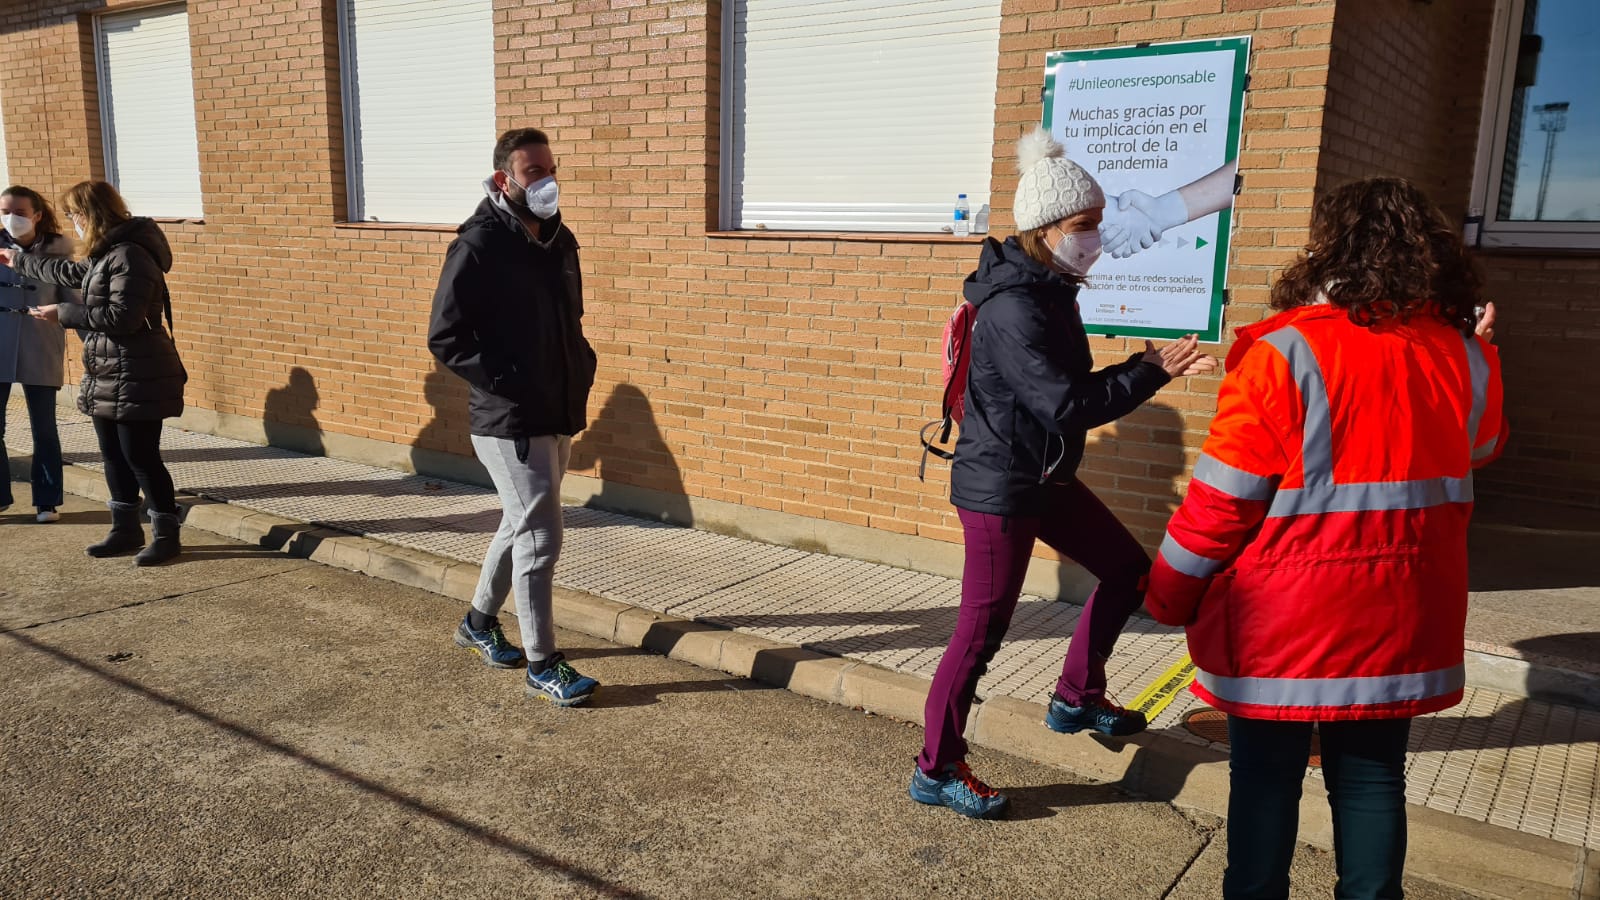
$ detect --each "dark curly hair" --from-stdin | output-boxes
[1270,177,1481,332]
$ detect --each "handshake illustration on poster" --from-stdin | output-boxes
[1098,159,1239,259]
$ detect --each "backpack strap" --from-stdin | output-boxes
[918,418,957,480]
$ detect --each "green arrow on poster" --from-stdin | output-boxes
[1041,36,1250,343]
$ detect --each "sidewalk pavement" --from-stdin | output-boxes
[2,490,1491,899]
[6,401,1598,897]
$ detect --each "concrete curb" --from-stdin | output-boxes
[10,463,1593,897]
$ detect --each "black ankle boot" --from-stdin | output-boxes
[87,501,145,558]
[135,511,182,567]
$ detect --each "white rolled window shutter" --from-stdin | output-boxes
[729,0,1002,233]
[340,0,495,224]
[97,5,204,218]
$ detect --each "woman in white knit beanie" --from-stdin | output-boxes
[910,129,1216,819]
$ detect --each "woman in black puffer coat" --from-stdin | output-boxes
[1,180,187,565]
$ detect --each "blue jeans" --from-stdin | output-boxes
[1225,715,1412,900]
[0,383,64,509]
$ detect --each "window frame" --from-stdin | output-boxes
[1469,0,1600,250]
[716,0,1001,237]
[334,0,363,224]
[91,2,205,221]
[333,0,494,225]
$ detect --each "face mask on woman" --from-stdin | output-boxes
[1051,227,1103,276]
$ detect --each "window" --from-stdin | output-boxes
[722,0,1002,233]
[1472,0,1600,249]
[338,0,494,224]
[95,5,204,218]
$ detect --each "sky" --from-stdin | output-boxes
[1503,0,1600,222]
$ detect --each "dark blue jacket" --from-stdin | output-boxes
[951,236,1170,516]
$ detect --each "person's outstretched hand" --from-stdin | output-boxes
[1475,301,1497,343]
[0,248,15,268]
[1142,335,1218,378]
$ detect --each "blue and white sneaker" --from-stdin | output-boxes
[453,615,525,669]
[908,762,1008,819]
[1045,694,1147,737]
[525,653,598,707]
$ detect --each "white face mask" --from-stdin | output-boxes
[2,214,34,239]
[1051,227,1103,276]
[509,174,560,219]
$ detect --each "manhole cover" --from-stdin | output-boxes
[1182,708,1323,768]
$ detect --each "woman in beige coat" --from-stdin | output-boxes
[0,186,74,522]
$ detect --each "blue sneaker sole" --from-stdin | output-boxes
[452,633,524,670]
[908,779,1008,819]
[525,685,594,707]
[1044,712,1146,737]
[1044,715,1092,735]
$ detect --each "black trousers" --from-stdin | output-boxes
[1225,715,1412,900]
[91,416,177,514]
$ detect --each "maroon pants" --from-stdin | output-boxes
[918,480,1151,774]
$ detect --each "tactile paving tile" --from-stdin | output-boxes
[5,398,1598,848]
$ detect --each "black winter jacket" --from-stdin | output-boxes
[428,199,597,438]
[951,236,1170,516]
[14,217,186,422]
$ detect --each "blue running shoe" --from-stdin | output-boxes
[525,653,598,707]
[1045,694,1147,737]
[908,762,1008,819]
[453,615,525,669]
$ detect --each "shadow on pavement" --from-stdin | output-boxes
[1468,526,1600,592]
[1,628,648,900]
[1003,780,1140,820]
[570,384,693,528]
[184,477,487,502]
[1,509,107,526]
[694,600,1171,657]
[263,367,326,457]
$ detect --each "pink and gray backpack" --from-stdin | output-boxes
[919,300,978,480]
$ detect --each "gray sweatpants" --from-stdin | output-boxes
[469,433,571,658]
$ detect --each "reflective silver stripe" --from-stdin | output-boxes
[1195,664,1465,708]
[1260,326,1477,517]
[1463,334,1489,444]
[1158,533,1224,579]
[1267,476,1473,517]
[1472,438,1500,461]
[1192,453,1276,502]
[1261,327,1333,485]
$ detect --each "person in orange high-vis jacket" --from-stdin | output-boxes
[1146,178,1507,900]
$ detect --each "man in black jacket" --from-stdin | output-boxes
[428,127,600,707]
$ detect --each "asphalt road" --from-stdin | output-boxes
[0,487,1474,898]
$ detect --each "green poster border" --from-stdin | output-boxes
[1042,36,1251,343]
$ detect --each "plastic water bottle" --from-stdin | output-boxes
[953,194,971,237]
[975,203,990,234]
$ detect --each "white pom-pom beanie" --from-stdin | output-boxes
[1012,128,1105,232]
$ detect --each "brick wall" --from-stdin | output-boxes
[1318,0,1492,221]
[1,0,1340,565]
[1317,0,1600,512]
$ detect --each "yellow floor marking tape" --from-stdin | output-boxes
[1129,654,1198,722]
